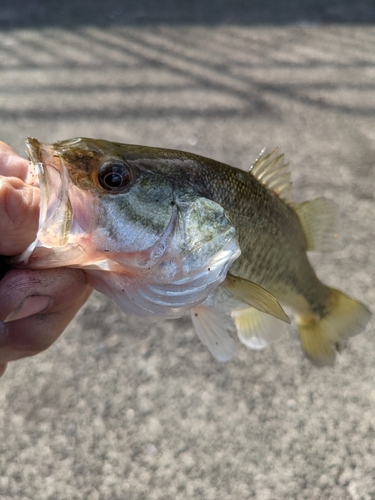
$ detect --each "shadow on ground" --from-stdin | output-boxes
[1,0,375,29]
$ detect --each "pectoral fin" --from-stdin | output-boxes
[221,274,290,324]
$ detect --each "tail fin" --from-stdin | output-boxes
[296,288,371,367]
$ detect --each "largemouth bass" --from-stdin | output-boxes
[15,137,371,366]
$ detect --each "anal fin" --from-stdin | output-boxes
[231,307,285,350]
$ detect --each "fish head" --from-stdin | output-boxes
[25,137,176,257]
[18,137,241,318]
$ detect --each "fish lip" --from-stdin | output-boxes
[20,137,98,267]
[26,137,63,173]
[25,137,43,165]
[23,137,74,255]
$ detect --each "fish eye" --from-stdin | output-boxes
[98,162,131,192]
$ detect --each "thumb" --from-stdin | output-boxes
[0,267,91,364]
[0,176,39,256]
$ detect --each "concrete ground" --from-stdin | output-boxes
[1,2,375,499]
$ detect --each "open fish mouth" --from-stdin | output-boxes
[16,138,97,266]
[26,137,73,247]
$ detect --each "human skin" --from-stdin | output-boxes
[0,141,92,377]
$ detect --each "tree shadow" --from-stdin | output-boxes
[0,0,374,30]
[1,26,374,123]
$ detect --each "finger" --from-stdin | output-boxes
[0,267,91,362]
[0,267,89,320]
[0,141,29,180]
[0,256,10,281]
[0,286,91,363]
[0,176,39,255]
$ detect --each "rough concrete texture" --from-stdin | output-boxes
[1,2,375,499]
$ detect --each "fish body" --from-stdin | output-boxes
[17,137,371,366]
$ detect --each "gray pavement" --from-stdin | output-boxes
[1,2,375,499]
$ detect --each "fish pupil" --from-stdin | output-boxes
[106,173,122,187]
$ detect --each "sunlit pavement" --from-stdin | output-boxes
[1,3,375,499]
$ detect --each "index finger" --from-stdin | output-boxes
[0,141,29,180]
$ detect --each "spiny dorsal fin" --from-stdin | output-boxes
[250,147,292,203]
[294,198,339,253]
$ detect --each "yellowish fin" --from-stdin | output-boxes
[294,198,339,253]
[296,288,371,367]
[222,274,290,323]
[231,307,285,350]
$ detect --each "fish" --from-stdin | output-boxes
[13,137,371,366]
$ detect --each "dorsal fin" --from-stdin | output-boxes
[294,198,340,253]
[250,147,292,203]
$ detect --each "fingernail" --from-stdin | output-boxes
[4,295,53,323]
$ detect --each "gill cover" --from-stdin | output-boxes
[86,196,241,318]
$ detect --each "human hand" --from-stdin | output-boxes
[0,141,92,377]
